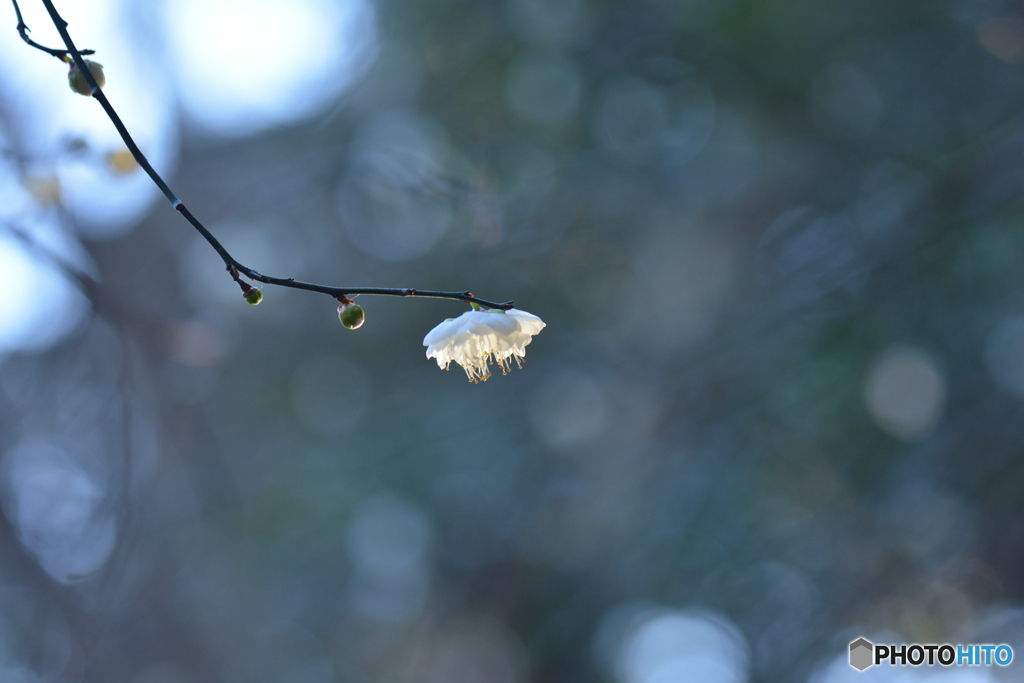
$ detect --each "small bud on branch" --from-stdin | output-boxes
[67,58,103,95]
[338,302,365,329]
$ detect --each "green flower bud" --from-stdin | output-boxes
[339,303,364,329]
[244,289,263,305]
[68,60,105,96]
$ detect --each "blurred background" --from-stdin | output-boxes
[1,0,1024,681]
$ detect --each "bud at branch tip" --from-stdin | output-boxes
[237,279,262,305]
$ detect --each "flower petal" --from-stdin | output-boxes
[422,307,545,381]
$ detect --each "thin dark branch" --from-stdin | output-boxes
[31,0,513,311]
[11,0,92,57]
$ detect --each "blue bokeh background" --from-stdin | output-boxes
[2,1,1024,681]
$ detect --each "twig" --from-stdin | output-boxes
[29,0,514,311]
[11,0,91,58]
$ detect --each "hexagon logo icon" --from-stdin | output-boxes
[849,638,874,671]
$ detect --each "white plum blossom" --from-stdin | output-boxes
[423,308,546,382]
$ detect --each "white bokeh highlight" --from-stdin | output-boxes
[164,0,378,136]
[613,608,749,683]
[1,438,117,583]
[864,345,946,441]
[0,233,90,358]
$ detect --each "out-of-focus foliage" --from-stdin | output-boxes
[2,0,1024,681]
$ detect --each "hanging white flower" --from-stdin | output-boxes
[423,308,546,382]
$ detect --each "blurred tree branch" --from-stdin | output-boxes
[14,0,514,311]
[0,219,93,289]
